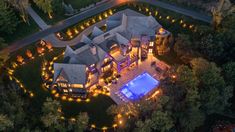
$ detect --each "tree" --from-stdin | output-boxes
[223,62,235,86]
[161,65,205,132]
[0,0,18,34]
[0,114,13,131]
[191,58,233,114]
[0,89,27,130]
[151,111,174,132]
[5,0,29,23]
[33,0,53,18]
[135,119,152,132]
[68,112,89,132]
[0,38,9,68]
[196,33,224,61]
[211,0,235,28]
[41,98,64,130]
[174,34,193,57]
[52,0,64,15]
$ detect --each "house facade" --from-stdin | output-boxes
[53,9,171,96]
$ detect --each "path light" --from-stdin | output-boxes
[155,11,158,16]
[76,98,81,102]
[145,8,149,12]
[37,47,45,55]
[102,126,107,132]
[55,93,59,98]
[68,97,73,102]
[189,24,194,29]
[12,62,18,69]
[171,19,176,23]
[46,42,53,51]
[85,98,90,102]
[51,89,56,94]
[16,55,24,64]
[108,9,113,15]
[183,23,187,28]
[62,96,67,100]
[74,28,79,34]
[91,124,96,128]
[180,20,183,24]
[104,12,108,18]
[112,124,117,128]
[166,16,170,19]
[30,92,34,97]
[119,119,123,125]
[159,16,162,19]
[66,29,73,38]
[26,49,34,59]
[92,18,96,23]
[99,15,102,21]
[80,25,84,30]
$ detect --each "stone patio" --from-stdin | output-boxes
[107,55,170,104]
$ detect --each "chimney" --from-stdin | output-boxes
[90,44,97,55]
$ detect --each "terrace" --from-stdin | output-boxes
[107,54,169,104]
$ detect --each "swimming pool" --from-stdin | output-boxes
[120,72,160,100]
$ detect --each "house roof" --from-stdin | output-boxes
[91,26,104,38]
[80,34,92,44]
[63,44,106,66]
[54,63,87,84]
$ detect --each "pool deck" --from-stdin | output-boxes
[107,55,170,104]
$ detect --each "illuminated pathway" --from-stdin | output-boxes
[3,0,211,53]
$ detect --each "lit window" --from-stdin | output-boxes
[149,49,153,53]
[149,42,154,46]
[104,58,109,63]
[90,64,95,67]
[69,89,72,92]
[63,89,68,93]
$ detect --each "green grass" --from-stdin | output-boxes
[0,17,39,44]
[62,95,115,127]
[31,3,68,25]
[31,0,102,25]
[10,44,115,127]
[64,0,102,10]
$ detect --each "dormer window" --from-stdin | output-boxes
[90,64,95,67]
[149,42,154,46]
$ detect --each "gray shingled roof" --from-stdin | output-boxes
[54,63,87,84]
[63,44,107,66]
[91,26,104,38]
[80,34,92,44]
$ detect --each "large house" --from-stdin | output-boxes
[53,9,171,97]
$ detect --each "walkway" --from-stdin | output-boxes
[3,0,212,53]
[26,6,49,30]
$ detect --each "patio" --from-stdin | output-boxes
[107,55,170,104]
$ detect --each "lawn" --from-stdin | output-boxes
[10,44,115,128]
[64,0,102,10]
[0,17,39,44]
[31,0,102,25]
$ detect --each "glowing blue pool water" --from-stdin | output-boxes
[120,72,160,100]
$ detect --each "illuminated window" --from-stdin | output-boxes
[149,49,153,53]
[63,89,68,93]
[59,83,67,87]
[71,84,83,88]
[149,42,154,46]
[90,64,95,67]
[69,89,72,92]
[104,58,109,63]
